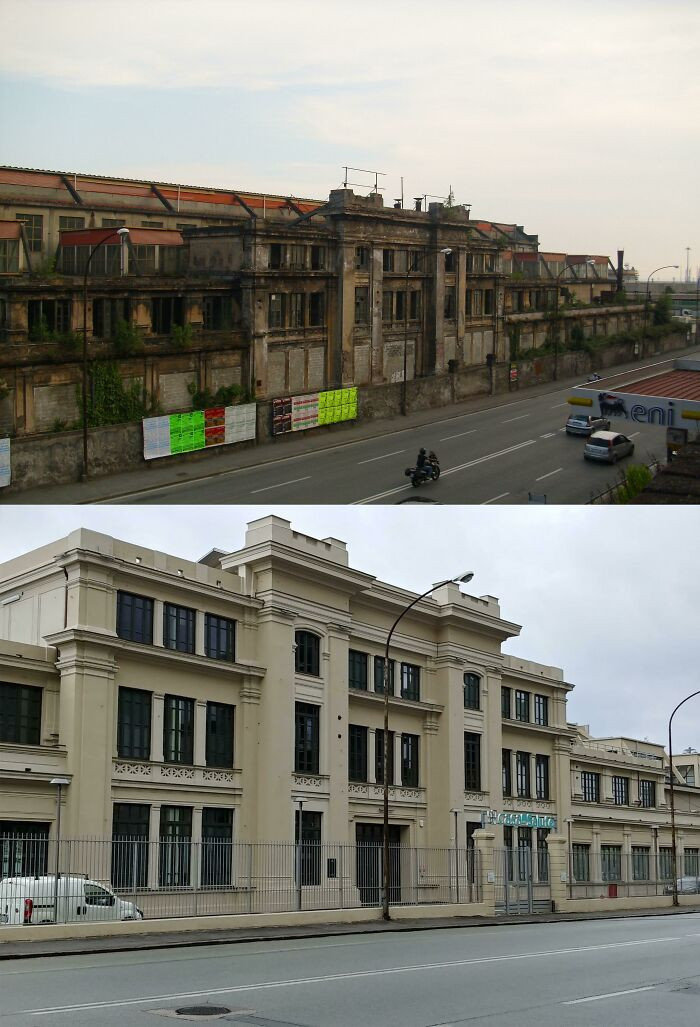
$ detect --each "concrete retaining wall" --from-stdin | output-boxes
[0,900,490,945]
[2,333,686,492]
[555,894,700,913]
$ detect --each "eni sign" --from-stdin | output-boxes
[481,809,557,829]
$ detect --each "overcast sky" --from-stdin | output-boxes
[0,505,698,753]
[1,0,698,279]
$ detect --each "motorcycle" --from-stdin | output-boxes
[404,452,441,487]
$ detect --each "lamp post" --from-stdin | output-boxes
[668,690,700,907]
[402,247,451,415]
[381,570,474,920]
[451,807,460,903]
[50,777,70,924]
[552,258,594,381]
[643,265,679,342]
[81,227,130,481]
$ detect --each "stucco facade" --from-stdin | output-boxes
[0,517,698,890]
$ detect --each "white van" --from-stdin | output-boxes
[0,875,143,925]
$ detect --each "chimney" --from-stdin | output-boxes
[616,250,624,293]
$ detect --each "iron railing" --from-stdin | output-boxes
[0,835,480,925]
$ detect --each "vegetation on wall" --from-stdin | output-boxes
[111,319,144,358]
[28,315,81,353]
[652,290,673,326]
[615,464,654,504]
[187,380,251,410]
[510,321,685,362]
[171,324,193,351]
[78,361,159,427]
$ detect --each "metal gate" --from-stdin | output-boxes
[494,847,552,914]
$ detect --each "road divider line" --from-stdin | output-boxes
[482,492,510,505]
[250,476,311,494]
[354,440,537,504]
[357,450,405,465]
[18,935,687,1017]
[540,432,556,439]
[440,430,477,441]
[552,402,568,408]
[536,468,563,482]
[629,432,641,438]
[563,985,656,1005]
[502,414,529,423]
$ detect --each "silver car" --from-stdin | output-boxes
[663,877,700,895]
[566,412,610,436]
[583,430,635,464]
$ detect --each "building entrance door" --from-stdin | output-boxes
[355,823,401,906]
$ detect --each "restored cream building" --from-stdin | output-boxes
[0,517,698,897]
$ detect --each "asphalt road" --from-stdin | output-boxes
[109,357,679,506]
[2,913,700,1025]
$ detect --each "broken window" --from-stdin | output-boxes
[467,253,483,273]
[202,296,232,331]
[484,253,496,272]
[15,213,43,252]
[354,246,369,271]
[101,217,127,228]
[444,251,456,273]
[268,293,285,329]
[93,298,131,338]
[0,239,20,273]
[484,289,494,315]
[311,245,326,271]
[289,293,305,328]
[59,216,85,231]
[27,299,72,339]
[472,289,483,315]
[308,292,325,326]
[382,249,394,273]
[354,286,369,324]
[132,245,156,274]
[395,290,406,321]
[289,245,306,270]
[409,290,421,320]
[444,286,456,319]
[151,296,184,334]
[382,290,393,323]
[269,243,284,270]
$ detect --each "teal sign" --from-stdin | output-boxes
[481,808,556,829]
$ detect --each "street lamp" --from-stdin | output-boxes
[667,691,700,907]
[381,570,474,920]
[50,777,70,924]
[643,265,679,341]
[402,247,451,415]
[81,227,130,481]
[552,258,594,381]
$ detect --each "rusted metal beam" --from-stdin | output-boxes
[285,196,305,217]
[60,174,83,205]
[231,193,257,220]
[150,183,175,212]
[288,202,330,228]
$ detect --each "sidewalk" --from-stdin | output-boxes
[1,903,699,960]
[5,344,695,505]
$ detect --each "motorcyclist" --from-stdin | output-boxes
[416,447,433,480]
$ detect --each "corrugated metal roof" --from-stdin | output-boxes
[614,369,700,402]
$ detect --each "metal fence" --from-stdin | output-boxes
[567,848,693,899]
[494,847,552,914]
[0,835,480,926]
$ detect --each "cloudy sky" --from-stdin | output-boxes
[1,0,698,279]
[0,504,698,752]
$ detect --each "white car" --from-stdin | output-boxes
[663,876,700,896]
[0,875,143,925]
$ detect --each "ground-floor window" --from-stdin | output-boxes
[158,806,192,887]
[572,843,590,882]
[201,808,233,887]
[658,846,674,880]
[601,844,622,882]
[684,847,699,877]
[632,845,650,881]
[111,803,149,889]
[0,821,49,878]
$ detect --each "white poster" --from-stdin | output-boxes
[142,415,172,460]
[224,402,257,444]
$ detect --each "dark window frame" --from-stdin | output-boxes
[516,751,531,798]
[401,733,419,787]
[163,603,195,654]
[117,687,152,760]
[533,694,549,726]
[348,649,368,691]
[205,701,234,768]
[514,690,530,722]
[464,732,481,790]
[0,682,42,746]
[163,694,195,765]
[295,702,320,774]
[463,673,480,710]
[204,613,235,662]
[581,770,600,802]
[348,724,368,782]
[400,662,420,701]
[116,591,154,645]
[295,631,321,677]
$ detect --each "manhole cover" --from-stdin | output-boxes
[176,1008,231,1017]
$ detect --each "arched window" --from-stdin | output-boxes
[295,631,320,676]
[463,672,480,710]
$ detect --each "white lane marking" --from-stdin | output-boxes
[482,492,510,505]
[563,985,657,1005]
[16,935,689,1017]
[354,440,537,504]
[357,450,405,465]
[440,429,477,441]
[502,414,529,423]
[536,468,563,482]
[250,476,311,494]
[629,432,641,438]
[552,402,569,408]
[540,432,557,439]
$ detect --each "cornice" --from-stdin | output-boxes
[225,541,376,597]
[348,688,444,717]
[44,627,266,680]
